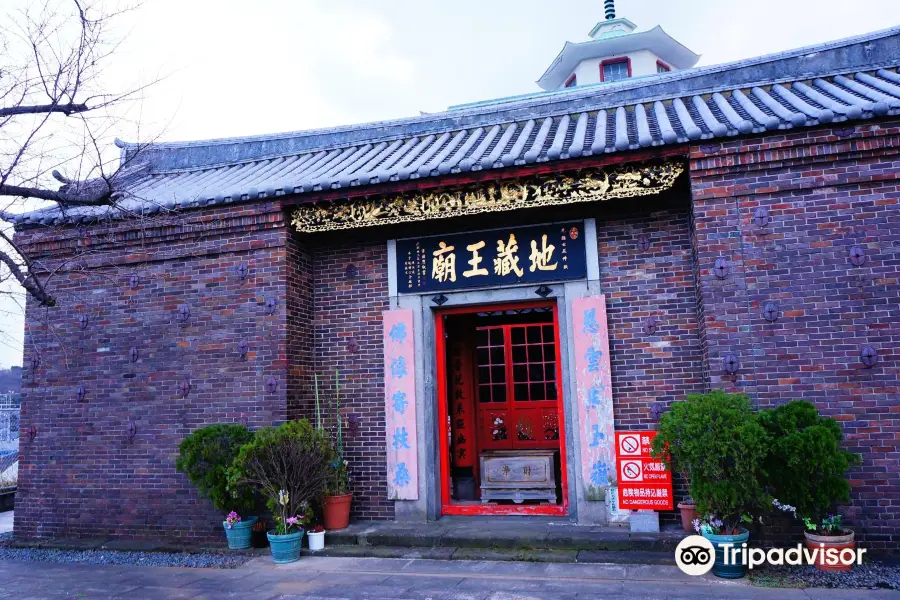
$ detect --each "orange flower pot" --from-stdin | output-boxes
[323,493,352,531]
[804,530,857,572]
[677,501,698,533]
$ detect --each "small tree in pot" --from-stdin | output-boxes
[760,401,862,571]
[652,391,771,579]
[315,371,353,530]
[228,420,334,563]
[176,424,257,549]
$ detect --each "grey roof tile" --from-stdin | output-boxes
[12,29,900,226]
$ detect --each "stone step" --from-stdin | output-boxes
[305,544,675,565]
[324,519,686,554]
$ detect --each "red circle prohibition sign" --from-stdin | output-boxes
[623,462,641,479]
[621,435,639,454]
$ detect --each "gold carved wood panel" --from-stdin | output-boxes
[290,161,683,233]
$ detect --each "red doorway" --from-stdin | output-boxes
[435,300,568,516]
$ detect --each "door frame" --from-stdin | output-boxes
[434,299,569,516]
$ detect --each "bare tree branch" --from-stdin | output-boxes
[0,102,89,117]
[0,0,159,354]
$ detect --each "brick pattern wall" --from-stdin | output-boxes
[689,120,900,552]
[14,204,296,542]
[597,207,705,428]
[596,205,705,515]
[311,240,393,521]
[286,233,314,421]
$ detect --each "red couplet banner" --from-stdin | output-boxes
[615,431,674,511]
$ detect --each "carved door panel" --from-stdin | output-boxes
[476,323,560,451]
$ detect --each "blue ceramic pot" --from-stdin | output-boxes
[222,516,257,550]
[702,528,750,578]
[267,529,304,564]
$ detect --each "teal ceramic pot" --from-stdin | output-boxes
[267,530,304,564]
[222,516,257,550]
[702,528,750,578]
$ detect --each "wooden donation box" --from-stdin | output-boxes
[479,450,557,504]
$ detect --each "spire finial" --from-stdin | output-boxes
[604,0,615,20]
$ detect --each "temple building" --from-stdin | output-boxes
[11,2,900,553]
[537,0,699,90]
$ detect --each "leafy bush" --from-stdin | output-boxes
[759,400,861,531]
[651,391,771,534]
[228,420,334,533]
[176,424,255,513]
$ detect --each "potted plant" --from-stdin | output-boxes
[652,391,771,579]
[176,424,257,549]
[760,401,861,572]
[307,524,326,552]
[677,496,697,534]
[267,490,313,563]
[229,420,334,564]
[315,371,353,531]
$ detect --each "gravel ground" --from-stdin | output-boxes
[0,533,250,568]
[750,562,900,589]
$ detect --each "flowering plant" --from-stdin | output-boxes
[225,511,241,529]
[311,525,325,534]
[774,498,847,537]
[693,513,753,536]
[273,489,313,535]
[809,514,844,536]
[327,459,351,496]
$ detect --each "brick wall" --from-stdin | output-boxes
[311,239,393,521]
[597,206,705,428]
[596,203,705,517]
[14,203,298,542]
[689,120,900,552]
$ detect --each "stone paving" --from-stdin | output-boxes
[1,554,899,599]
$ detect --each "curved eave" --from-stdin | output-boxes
[13,66,900,229]
[536,26,701,91]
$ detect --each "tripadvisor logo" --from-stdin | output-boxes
[675,536,715,576]
[675,535,867,575]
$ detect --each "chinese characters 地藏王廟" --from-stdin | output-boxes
[431,232,558,283]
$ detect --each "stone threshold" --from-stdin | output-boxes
[310,544,675,565]
[325,517,686,553]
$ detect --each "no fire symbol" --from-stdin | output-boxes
[620,460,643,482]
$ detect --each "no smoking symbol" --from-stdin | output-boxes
[620,435,640,455]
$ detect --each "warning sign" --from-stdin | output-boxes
[615,431,673,511]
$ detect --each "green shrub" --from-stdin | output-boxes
[176,423,256,513]
[228,420,334,533]
[758,400,861,527]
[651,390,771,533]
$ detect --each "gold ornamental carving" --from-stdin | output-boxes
[291,161,683,233]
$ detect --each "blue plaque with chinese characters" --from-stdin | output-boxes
[396,221,587,293]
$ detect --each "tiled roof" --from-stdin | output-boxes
[13,27,900,227]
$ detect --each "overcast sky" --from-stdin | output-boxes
[1,0,898,367]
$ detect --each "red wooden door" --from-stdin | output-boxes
[475,323,560,452]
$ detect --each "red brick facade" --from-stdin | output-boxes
[690,120,900,552]
[12,120,899,549]
[311,241,393,521]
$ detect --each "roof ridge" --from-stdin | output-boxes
[121,24,900,156]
